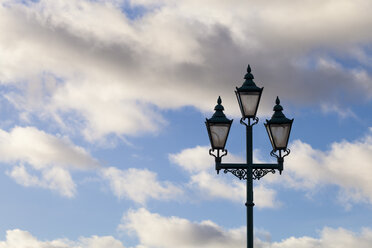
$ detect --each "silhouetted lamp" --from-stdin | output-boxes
[205,96,233,150]
[235,65,263,119]
[265,97,294,153]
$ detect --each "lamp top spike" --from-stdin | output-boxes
[244,65,254,80]
[217,96,222,105]
[276,96,280,105]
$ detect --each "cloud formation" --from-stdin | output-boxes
[120,208,245,248]
[0,126,99,170]
[7,165,77,198]
[0,210,371,248]
[262,227,372,248]
[0,229,126,248]
[0,126,99,197]
[101,167,183,204]
[1,0,372,141]
[120,208,372,248]
[281,129,372,207]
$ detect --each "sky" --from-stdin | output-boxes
[0,0,372,247]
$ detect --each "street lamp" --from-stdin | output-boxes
[205,65,294,248]
[205,96,233,155]
[235,65,263,119]
[265,97,294,156]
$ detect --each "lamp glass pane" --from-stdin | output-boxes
[239,92,260,117]
[265,124,275,149]
[209,123,230,149]
[269,123,291,149]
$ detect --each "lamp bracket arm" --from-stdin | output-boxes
[216,163,248,170]
[251,163,281,170]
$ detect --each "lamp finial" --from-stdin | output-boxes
[276,96,280,105]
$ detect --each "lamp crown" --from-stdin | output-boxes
[267,96,292,124]
[237,64,262,92]
[214,96,224,112]
[207,96,232,123]
[273,96,283,112]
[244,64,255,80]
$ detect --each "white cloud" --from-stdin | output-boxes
[101,167,183,204]
[0,213,371,248]
[0,126,99,197]
[1,0,372,141]
[49,80,168,142]
[169,146,280,208]
[78,235,126,248]
[0,229,126,248]
[320,104,357,119]
[266,130,372,207]
[119,208,372,248]
[7,165,76,198]
[264,227,372,248]
[169,145,219,173]
[0,126,99,170]
[0,223,371,248]
[120,208,245,248]
[190,170,245,201]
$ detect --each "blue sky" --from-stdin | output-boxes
[0,0,372,247]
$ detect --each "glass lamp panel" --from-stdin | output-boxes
[269,123,291,149]
[209,123,230,149]
[239,92,260,117]
[265,124,275,150]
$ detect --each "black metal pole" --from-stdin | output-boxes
[213,121,286,247]
[246,124,254,248]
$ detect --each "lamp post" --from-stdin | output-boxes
[205,65,294,248]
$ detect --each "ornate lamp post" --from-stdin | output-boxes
[205,65,294,248]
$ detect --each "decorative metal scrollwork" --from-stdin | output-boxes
[223,168,276,180]
[282,148,290,158]
[240,117,259,127]
[252,169,275,180]
[224,169,248,180]
[270,148,290,159]
[209,149,228,159]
